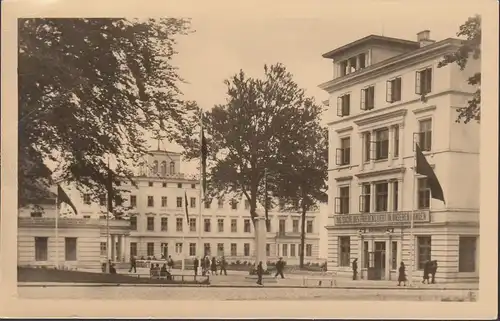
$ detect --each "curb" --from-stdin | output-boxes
[17,283,478,291]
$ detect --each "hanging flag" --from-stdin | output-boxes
[57,185,78,215]
[184,191,190,222]
[201,128,208,197]
[415,143,445,203]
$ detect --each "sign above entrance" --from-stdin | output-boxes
[333,211,430,226]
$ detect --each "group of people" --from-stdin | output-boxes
[193,256,228,276]
[149,263,173,279]
[351,258,438,286]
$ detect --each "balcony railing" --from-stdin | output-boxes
[333,210,430,227]
[276,231,302,238]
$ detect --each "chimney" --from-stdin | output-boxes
[417,30,435,47]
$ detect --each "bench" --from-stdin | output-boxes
[301,272,338,287]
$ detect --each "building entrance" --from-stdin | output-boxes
[367,241,386,280]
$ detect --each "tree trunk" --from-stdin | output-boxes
[299,200,307,269]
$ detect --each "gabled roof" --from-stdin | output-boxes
[322,35,420,60]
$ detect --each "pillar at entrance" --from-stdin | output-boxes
[385,239,391,280]
[254,215,268,271]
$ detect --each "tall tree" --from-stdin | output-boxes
[180,63,324,269]
[276,127,328,268]
[438,14,481,123]
[18,18,196,211]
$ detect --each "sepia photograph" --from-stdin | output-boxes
[1,0,498,318]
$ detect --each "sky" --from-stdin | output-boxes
[153,2,480,174]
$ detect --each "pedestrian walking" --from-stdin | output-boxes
[430,260,438,284]
[211,257,218,275]
[274,257,285,279]
[193,257,199,277]
[422,260,431,284]
[397,261,407,286]
[128,255,137,273]
[219,256,228,276]
[256,261,264,285]
[352,258,358,280]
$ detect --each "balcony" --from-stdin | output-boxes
[333,210,430,227]
[275,231,302,239]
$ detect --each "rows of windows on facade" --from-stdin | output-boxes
[101,241,316,260]
[335,234,476,273]
[334,69,434,215]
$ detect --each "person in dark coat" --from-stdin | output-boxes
[397,261,407,286]
[167,255,174,272]
[219,256,228,276]
[256,261,264,285]
[274,257,285,279]
[129,256,137,273]
[193,257,199,277]
[160,263,168,277]
[422,260,431,284]
[352,258,358,280]
[211,257,218,275]
[430,260,438,284]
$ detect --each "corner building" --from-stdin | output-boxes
[319,31,479,283]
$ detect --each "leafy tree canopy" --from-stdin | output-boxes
[18,18,196,211]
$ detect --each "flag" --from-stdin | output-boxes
[184,191,189,222]
[415,143,445,203]
[201,128,208,197]
[57,185,78,215]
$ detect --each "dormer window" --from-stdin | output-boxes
[337,51,370,77]
[160,161,167,176]
[169,161,175,174]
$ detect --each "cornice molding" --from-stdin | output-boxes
[335,126,354,134]
[354,109,407,127]
[355,166,406,179]
[412,105,437,114]
[335,175,354,182]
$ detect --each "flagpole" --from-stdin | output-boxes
[55,192,59,269]
[409,139,416,286]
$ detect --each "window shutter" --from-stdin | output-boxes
[386,81,392,103]
[415,71,421,94]
[426,68,432,93]
[334,197,341,214]
[345,95,350,115]
[337,96,342,116]
[360,88,366,110]
[335,148,342,165]
[344,147,350,164]
[396,77,402,100]
[359,195,365,213]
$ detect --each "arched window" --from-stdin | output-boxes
[152,161,159,175]
[169,161,176,174]
[160,161,167,176]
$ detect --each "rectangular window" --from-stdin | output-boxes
[306,220,313,233]
[336,137,351,166]
[176,197,182,208]
[175,243,183,254]
[290,244,296,257]
[418,178,430,209]
[231,199,238,210]
[83,194,91,205]
[292,219,299,233]
[161,217,168,231]
[244,200,250,210]
[218,219,224,233]
[204,243,211,256]
[161,196,168,207]
[218,198,224,209]
[34,237,48,261]
[360,85,375,110]
[359,183,371,213]
[231,243,237,256]
[190,197,196,208]
[176,218,183,232]
[149,182,154,187]
[147,196,154,207]
[418,119,432,151]
[204,200,211,209]
[415,67,432,95]
[130,242,137,258]
[459,236,477,272]
[204,218,211,232]
[147,242,155,256]
[161,243,168,259]
[393,181,399,211]
[231,219,237,232]
[100,242,107,256]
[337,94,350,117]
[129,216,137,230]
[375,182,389,212]
[417,236,431,270]
[393,126,400,157]
[306,244,313,257]
[386,77,402,103]
[162,182,167,188]
[177,183,182,188]
[65,237,77,261]
[282,244,288,257]
[191,184,196,189]
[244,243,250,256]
[189,218,196,232]
[147,217,154,231]
[335,186,350,214]
[244,219,251,233]
[391,241,398,270]
[217,243,224,256]
[375,128,389,160]
[279,219,286,234]
[189,243,196,256]
[130,195,137,208]
[339,236,350,267]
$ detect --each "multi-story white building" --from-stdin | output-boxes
[48,149,324,266]
[320,31,480,283]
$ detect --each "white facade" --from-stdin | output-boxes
[320,32,480,282]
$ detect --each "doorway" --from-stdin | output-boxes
[373,241,386,280]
